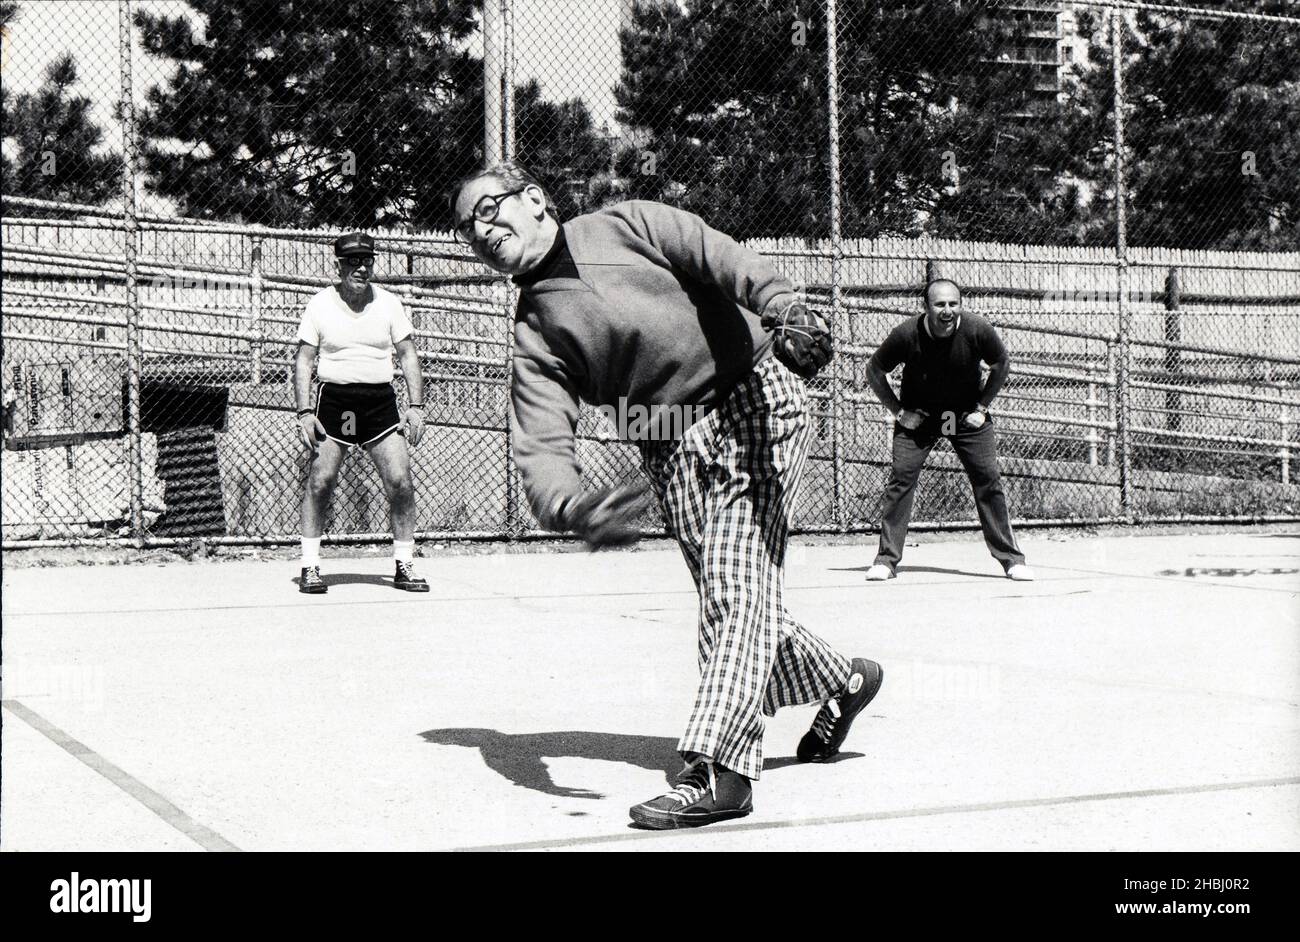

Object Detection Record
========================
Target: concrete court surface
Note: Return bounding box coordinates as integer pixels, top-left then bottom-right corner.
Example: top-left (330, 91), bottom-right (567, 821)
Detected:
top-left (2, 529), bottom-right (1298, 852)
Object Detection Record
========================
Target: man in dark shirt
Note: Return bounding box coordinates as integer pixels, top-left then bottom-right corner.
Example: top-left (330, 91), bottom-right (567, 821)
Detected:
top-left (864, 279), bottom-right (1033, 581)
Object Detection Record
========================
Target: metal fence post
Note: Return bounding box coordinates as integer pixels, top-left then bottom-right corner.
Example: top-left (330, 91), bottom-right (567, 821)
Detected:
top-left (1281, 401), bottom-right (1291, 486)
top-left (119, 0), bottom-right (144, 546)
top-left (483, 0), bottom-right (503, 165)
top-left (502, 0), bottom-right (515, 162)
top-left (1164, 265), bottom-right (1181, 431)
top-left (94, 275), bottom-right (108, 341)
top-left (1086, 372), bottom-right (1099, 467)
top-left (249, 236), bottom-right (264, 384)
top-left (1111, 7), bottom-right (1133, 523)
top-left (1105, 341), bottom-right (1116, 468)
top-left (826, 0), bottom-right (845, 531)
top-left (401, 247), bottom-right (417, 410)
top-left (498, 3), bottom-right (519, 537)
top-left (503, 280), bottom-right (520, 536)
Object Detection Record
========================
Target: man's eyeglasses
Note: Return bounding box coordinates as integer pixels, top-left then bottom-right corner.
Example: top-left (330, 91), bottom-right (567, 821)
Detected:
top-left (454, 187), bottom-right (527, 244)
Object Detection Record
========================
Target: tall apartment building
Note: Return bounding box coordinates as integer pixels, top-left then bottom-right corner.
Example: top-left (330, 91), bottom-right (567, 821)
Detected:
top-left (979, 1), bottom-right (1090, 118)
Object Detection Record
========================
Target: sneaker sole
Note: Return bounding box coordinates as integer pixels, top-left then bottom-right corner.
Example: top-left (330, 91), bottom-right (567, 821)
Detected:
top-left (798, 659), bottom-right (884, 763)
top-left (628, 800), bottom-right (753, 830)
top-left (394, 583), bottom-right (430, 592)
top-left (299, 586), bottom-right (328, 594)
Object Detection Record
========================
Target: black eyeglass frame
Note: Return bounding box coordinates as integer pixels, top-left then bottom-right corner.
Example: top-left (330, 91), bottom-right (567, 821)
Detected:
top-left (454, 187), bottom-right (528, 244)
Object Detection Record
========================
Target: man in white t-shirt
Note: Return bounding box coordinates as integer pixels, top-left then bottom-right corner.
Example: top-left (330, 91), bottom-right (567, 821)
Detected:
top-left (294, 232), bottom-right (429, 594)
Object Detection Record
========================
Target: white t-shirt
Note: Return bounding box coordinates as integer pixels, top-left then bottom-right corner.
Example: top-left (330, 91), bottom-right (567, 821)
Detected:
top-left (297, 284), bottom-right (414, 384)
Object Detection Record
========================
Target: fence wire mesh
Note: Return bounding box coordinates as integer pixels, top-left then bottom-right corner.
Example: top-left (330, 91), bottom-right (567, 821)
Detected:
top-left (2, 0), bottom-right (1299, 546)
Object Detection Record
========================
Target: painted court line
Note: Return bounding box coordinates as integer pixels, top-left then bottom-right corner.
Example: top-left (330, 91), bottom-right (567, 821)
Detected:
top-left (449, 775), bottom-right (1300, 852)
top-left (2, 699), bottom-right (242, 853)
top-left (3, 575), bottom-right (1114, 619)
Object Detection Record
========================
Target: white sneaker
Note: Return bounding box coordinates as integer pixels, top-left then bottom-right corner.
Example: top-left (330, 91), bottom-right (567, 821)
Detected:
top-left (1006, 564), bottom-right (1035, 581)
top-left (865, 563), bottom-right (894, 581)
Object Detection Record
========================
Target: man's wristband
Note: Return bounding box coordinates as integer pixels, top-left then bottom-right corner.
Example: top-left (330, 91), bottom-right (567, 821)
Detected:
top-left (407, 403), bottom-right (424, 409)
top-left (296, 408), bottom-right (313, 418)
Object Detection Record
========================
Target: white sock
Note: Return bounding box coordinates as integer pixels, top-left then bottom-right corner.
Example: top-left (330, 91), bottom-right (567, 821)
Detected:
top-left (393, 540), bottom-right (414, 565)
top-left (301, 535), bottom-right (321, 568)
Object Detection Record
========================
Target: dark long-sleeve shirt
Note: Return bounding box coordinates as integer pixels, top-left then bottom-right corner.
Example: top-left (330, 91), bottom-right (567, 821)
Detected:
top-left (510, 200), bottom-right (795, 529)
top-left (870, 313), bottom-right (1009, 415)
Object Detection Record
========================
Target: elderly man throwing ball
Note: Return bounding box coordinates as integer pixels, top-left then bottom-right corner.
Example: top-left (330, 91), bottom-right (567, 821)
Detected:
top-left (452, 162), bottom-right (883, 830)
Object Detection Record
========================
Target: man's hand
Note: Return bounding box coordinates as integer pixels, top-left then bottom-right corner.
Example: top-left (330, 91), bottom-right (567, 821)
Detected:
top-left (298, 412), bottom-right (326, 452)
top-left (962, 408), bottom-right (988, 430)
top-left (896, 408), bottom-right (928, 431)
top-left (403, 406), bottom-right (425, 447)
top-left (762, 301), bottom-right (833, 380)
top-left (560, 484), bottom-right (654, 550)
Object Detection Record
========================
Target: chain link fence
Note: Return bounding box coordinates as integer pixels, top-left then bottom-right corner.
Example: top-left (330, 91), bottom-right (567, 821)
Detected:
top-left (3, 0), bottom-right (1299, 546)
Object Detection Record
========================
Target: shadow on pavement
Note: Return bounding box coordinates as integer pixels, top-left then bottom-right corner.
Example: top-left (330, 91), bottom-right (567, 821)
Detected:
top-left (831, 564), bottom-right (1004, 580)
top-left (291, 573), bottom-right (393, 589)
top-left (898, 565), bottom-right (1006, 580)
top-left (420, 728), bottom-right (679, 799)
top-left (764, 752), bottom-right (864, 770)
top-left (420, 728), bottom-right (859, 799)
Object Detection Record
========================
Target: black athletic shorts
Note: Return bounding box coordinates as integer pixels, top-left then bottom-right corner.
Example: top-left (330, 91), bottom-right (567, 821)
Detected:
top-left (314, 382), bottom-right (401, 448)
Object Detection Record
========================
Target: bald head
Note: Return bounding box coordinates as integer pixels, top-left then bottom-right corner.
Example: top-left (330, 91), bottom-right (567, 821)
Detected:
top-left (922, 279), bottom-right (962, 338)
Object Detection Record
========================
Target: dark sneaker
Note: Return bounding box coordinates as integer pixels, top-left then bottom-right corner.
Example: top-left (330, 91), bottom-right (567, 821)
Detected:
top-left (299, 566), bottom-right (327, 594)
top-left (629, 756), bottom-right (753, 830)
top-left (797, 658), bottom-right (884, 763)
top-left (394, 560), bottom-right (430, 592)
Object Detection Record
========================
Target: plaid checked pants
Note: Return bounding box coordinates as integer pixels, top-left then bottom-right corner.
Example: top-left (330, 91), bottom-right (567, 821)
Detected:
top-left (639, 356), bottom-right (852, 780)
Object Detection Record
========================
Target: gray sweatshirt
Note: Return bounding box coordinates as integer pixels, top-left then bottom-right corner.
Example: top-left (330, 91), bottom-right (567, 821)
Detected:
top-left (511, 200), bottom-right (796, 529)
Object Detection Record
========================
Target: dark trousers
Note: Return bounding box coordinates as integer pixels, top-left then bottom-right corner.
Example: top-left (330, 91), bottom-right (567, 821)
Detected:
top-left (874, 418), bottom-right (1025, 572)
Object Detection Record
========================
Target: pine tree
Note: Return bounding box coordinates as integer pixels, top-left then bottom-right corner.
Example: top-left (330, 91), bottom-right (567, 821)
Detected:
top-left (1, 44), bottom-right (120, 211)
top-left (135, 0), bottom-right (607, 230)
top-left (839, 0), bottom-right (1092, 243)
top-left (512, 79), bottom-right (614, 220)
top-left (134, 0), bottom-right (480, 227)
top-left (613, 0), bottom-right (1091, 242)
top-left (1069, 2), bottom-right (1299, 250)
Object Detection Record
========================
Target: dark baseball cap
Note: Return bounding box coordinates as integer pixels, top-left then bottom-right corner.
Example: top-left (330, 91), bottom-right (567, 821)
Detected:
top-left (333, 232), bottom-right (375, 258)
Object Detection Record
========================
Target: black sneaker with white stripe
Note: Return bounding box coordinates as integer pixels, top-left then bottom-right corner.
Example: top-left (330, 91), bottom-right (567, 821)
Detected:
top-left (797, 658), bottom-right (883, 762)
top-left (299, 565), bottom-right (327, 594)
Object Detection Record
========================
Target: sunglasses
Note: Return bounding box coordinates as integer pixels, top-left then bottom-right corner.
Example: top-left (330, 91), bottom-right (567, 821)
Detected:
top-left (454, 187), bottom-right (527, 244)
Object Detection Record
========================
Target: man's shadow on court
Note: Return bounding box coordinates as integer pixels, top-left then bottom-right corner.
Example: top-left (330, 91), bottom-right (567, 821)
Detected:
top-left (833, 564), bottom-right (1005, 580)
top-left (291, 573), bottom-right (393, 590)
top-left (419, 728), bottom-right (863, 800)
